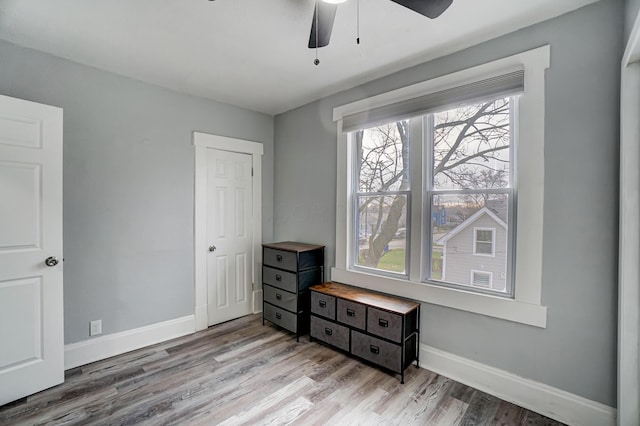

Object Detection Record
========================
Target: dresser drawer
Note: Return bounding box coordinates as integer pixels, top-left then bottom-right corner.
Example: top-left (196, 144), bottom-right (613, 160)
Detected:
top-left (336, 299), bottom-right (366, 330)
top-left (367, 307), bottom-right (403, 343)
top-left (264, 302), bottom-right (297, 333)
top-left (311, 291), bottom-right (336, 320)
top-left (351, 330), bottom-right (401, 373)
top-left (263, 285), bottom-right (297, 312)
top-left (311, 316), bottom-right (349, 352)
top-left (263, 266), bottom-right (297, 293)
top-left (264, 248), bottom-right (297, 272)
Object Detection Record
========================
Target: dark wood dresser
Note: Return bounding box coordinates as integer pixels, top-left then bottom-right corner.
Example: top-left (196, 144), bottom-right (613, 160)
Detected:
top-left (309, 282), bottom-right (420, 383)
top-left (262, 241), bottom-right (324, 341)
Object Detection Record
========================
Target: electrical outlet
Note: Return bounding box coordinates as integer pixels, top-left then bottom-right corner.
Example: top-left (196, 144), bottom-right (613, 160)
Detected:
top-left (90, 319), bottom-right (102, 336)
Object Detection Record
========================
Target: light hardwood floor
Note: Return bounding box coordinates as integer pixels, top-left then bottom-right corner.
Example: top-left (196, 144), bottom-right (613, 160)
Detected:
top-left (0, 314), bottom-right (564, 425)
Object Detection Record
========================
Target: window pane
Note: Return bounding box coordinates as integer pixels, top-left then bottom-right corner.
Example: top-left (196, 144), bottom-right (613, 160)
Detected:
top-left (355, 120), bottom-right (409, 193)
top-left (475, 229), bottom-right (494, 255)
top-left (356, 194), bottom-right (407, 274)
top-left (475, 241), bottom-right (493, 255)
top-left (430, 193), bottom-right (509, 292)
top-left (476, 230), bottom-right (493, 243)
top-left (432, 97), bottom-right (511, 190)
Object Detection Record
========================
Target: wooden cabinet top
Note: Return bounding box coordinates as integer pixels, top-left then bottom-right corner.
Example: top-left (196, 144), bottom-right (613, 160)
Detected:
top-left (263, 241), bottom-right (325, 253)
top-left (310, 282), bottom-right (420, 315)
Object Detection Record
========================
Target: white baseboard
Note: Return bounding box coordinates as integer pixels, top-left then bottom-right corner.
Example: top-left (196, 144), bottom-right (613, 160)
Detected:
top-left (65, 315), bottom-right (195, 370)
top-left (420, 344), bottom-right (616, 426)
top-left (253, 289), bottom-right (263, 313)
top-left (194, 304), bottom-right (208, 332)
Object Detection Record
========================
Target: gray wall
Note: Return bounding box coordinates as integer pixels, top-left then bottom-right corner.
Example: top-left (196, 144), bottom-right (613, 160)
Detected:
top-left (0, 39), bottom-right (274, 344)
top-left (274, 0), bottom-right (621, 407)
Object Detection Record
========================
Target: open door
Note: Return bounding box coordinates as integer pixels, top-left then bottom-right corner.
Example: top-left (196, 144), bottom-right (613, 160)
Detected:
top-left (0, 95), bottom-right (64, 405)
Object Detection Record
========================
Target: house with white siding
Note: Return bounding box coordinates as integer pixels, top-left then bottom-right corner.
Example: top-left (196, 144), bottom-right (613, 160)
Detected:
top-left (437, 207), bottom-right (508, 292)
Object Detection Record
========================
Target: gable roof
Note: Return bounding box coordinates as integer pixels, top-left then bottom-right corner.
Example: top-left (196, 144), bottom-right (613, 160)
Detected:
top-left (436, 207), bottom-right (507, 245)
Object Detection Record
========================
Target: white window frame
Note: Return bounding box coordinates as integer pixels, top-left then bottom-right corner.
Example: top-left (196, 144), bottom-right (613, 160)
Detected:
top-left (473, 227), bottom-right (496, 257)
top-left (332, 46), bottom-right (549, 328)
top-left (471, 270), bottom-right (493, 288)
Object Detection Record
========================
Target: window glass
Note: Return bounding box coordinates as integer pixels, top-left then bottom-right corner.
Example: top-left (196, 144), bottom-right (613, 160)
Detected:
top-left (427, 96), bottom-right (514, 295)
top-left (432, 98), bottom-right (511, 190)
top-left (350, 97), bottom-right (515, 294)
top-left (475, 229), bottom-right (494, 255)
top-left (353, 121), bottom-right (409, 275)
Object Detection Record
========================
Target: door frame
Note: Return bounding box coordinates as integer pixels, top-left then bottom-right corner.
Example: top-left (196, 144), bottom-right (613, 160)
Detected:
top-left (193, 132), bottom-right (263, 331)
top-left (618, 11), bottom-right (640, 426)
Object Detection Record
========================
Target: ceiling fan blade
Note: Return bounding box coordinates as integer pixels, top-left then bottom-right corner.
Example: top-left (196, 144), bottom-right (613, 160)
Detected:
top-left (308, 2), bottom-right (338, 48)
top-left (389, 0), bottom-right (453, 19)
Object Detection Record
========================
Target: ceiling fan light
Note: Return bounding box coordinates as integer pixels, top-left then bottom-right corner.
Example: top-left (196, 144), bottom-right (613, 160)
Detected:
top-left (322, 0), bottom-right (348, 4)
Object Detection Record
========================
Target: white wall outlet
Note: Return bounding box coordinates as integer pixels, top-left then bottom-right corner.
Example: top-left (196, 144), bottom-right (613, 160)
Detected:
top-left (90, 319), bottom-right (102, 336)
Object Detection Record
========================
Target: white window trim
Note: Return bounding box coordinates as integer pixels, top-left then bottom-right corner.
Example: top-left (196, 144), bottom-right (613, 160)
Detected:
top-left (473, 227), bottom-right (496, 257)
top-left (333, 46), bottom-right (549, 328)
top-left (471, 270), bottom-right (493, 288)
top-left (618, 12), bottom-right (640, 423)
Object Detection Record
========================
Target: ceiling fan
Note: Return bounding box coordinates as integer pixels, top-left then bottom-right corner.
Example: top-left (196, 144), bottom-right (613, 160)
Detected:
top-left (309, 0), bottom-right (454, 49)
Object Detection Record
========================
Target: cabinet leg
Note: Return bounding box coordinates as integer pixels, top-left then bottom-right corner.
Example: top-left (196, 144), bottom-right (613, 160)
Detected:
top-left (401, 372), bottom-right (405, 384)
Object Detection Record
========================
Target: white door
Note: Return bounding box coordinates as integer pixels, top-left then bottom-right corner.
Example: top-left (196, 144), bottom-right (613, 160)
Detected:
top-left (0, 95), bottom-right (64, 405)
top-left (206, 149), bottom-right (253, 326)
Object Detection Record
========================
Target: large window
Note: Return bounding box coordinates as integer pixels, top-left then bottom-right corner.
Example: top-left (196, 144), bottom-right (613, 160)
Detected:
top-left (333, 46), bottom-right (549, 327)
top-left (351, 96), bottom-right (515, 296)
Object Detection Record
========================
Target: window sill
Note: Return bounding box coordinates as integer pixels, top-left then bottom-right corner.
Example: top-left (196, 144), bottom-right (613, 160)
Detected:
top-left (330, 267), bottom-right (547, 328)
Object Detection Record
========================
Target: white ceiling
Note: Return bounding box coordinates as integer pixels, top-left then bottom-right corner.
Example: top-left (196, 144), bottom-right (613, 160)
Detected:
top-left (0, 0), bottom-right (597, 115)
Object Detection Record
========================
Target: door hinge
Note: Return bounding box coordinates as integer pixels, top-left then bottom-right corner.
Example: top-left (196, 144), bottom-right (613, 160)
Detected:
top-left (251, 168), bottom-right (254, 177)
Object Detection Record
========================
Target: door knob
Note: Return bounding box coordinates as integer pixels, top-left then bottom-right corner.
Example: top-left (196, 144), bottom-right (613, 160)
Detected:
top-left (45, 256), bottom-right (59, 267)
top-left (209, 245), bottom-right (217, 252)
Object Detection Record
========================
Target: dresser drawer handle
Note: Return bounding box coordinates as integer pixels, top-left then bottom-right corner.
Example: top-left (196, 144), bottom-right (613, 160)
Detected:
top-left (378, 318), bottom-right (389, 328)
top-left (370, 345), bottom-right (380, 354)
top-left (276, 293), bottom-right (282, 300)
top-left (325, 328), bottom-right (333, 336)
top-left (276, 312), bottom-right (282, 320)
top-left (276, 255), bottom-right (283, 262)
top-left (346, 308), bottom-right (355, 317)
top-left (275, 274), bottom-right (282, 281)
top-left (319, 300), bottom-right (327, 308)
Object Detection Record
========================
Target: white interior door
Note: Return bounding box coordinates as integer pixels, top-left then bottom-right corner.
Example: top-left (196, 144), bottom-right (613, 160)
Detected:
top-left (206, 148), bottom-right (253, 326)
top-left (0, 95), bottom-right (64, 405)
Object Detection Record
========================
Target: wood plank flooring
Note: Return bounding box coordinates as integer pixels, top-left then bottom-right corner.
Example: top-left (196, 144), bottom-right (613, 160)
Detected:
top-left (0, 314), bottom-right (565, 425)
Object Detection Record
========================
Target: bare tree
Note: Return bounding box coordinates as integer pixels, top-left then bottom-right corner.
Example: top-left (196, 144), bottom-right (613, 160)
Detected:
top-left (433, 98), bottom-right (510, 190)
top-left (357, 121), bottom-right (409, 268)
top-left (356, 97), bottom-right (511, 270)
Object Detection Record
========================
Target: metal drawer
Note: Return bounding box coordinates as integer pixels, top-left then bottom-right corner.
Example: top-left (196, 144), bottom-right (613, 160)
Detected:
top-left (263, 248), bottom-right (297, 272)
top-left (367, 307), bottom-right (403, 343)
top-left (263, 284), bottom-right (297, 312)
top-left (311, 291), bottom-right (336, 320)
top-left (264, 302), bottom-right (297, 333)
top-left (310, 316), bottom-right (349, 352)
top-left (351, 330), bottom-right (401, 373)
top-left (263, 266), bottom-right (297, 293)
top-left (336, 299), bottom-right (366, 330)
